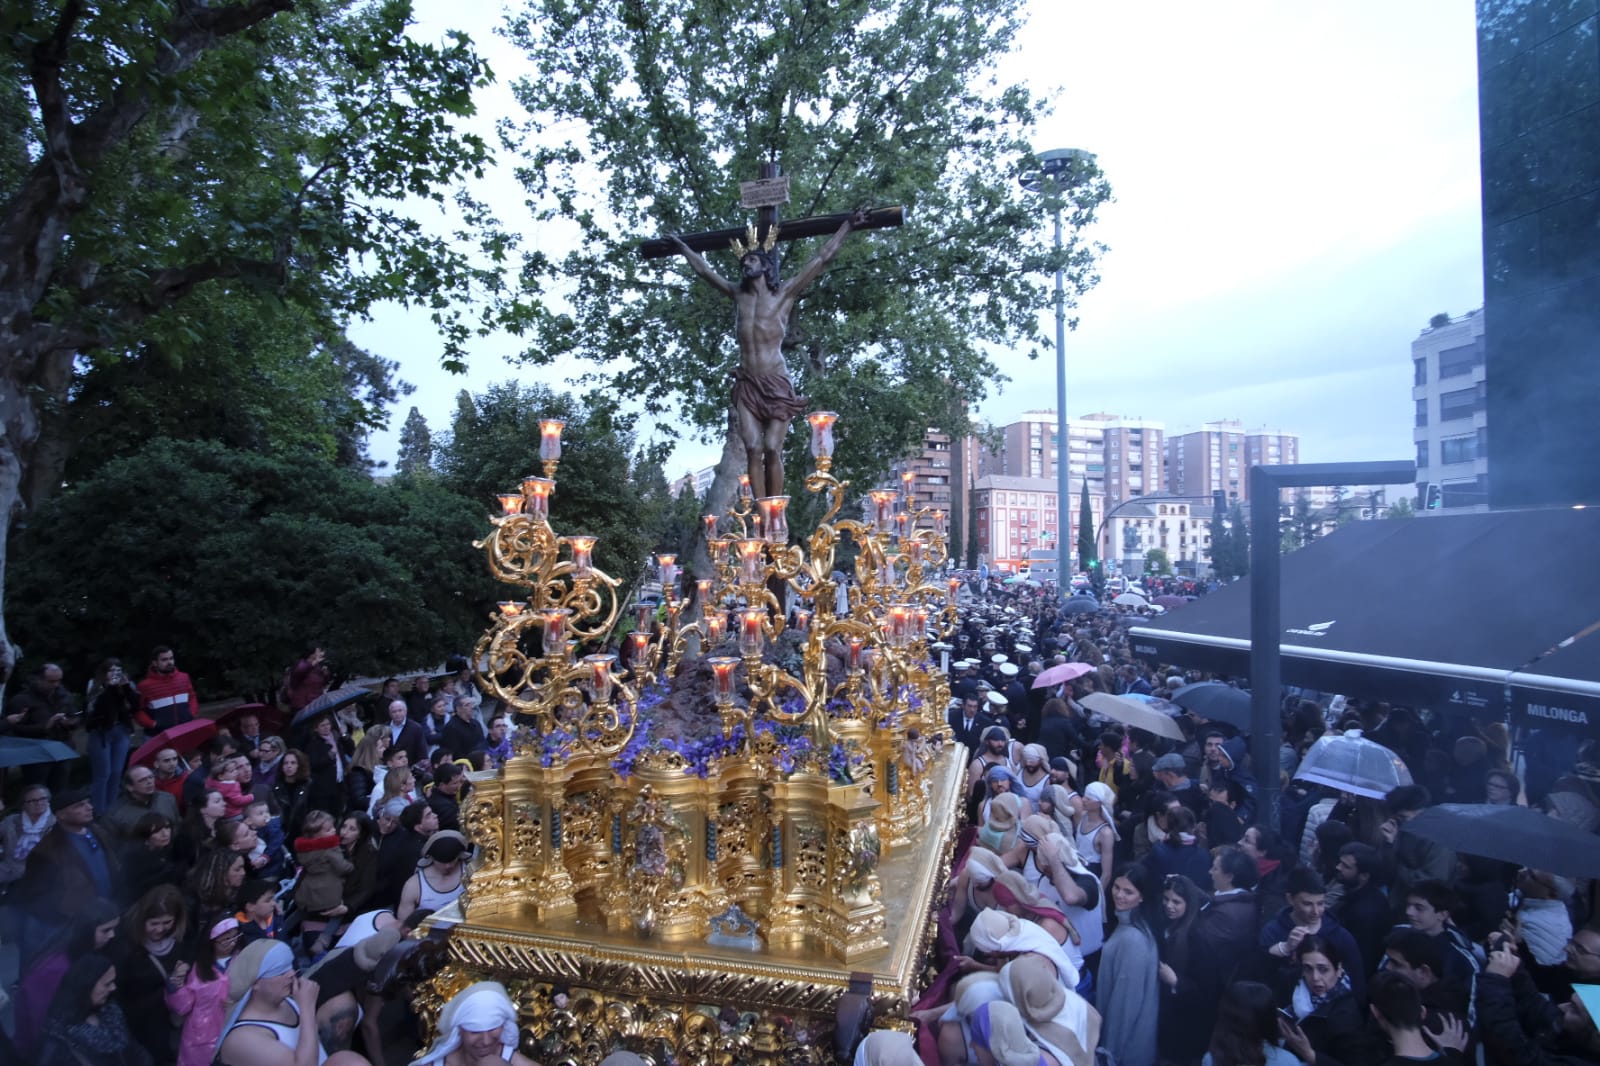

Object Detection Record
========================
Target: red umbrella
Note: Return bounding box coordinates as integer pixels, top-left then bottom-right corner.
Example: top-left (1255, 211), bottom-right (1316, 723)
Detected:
top-left (1032, 662), bottom-right (1095, 689)
top-left (131, 719), bottom-right (217, 767)
top-left (213, 701), bottom-right (287, 734)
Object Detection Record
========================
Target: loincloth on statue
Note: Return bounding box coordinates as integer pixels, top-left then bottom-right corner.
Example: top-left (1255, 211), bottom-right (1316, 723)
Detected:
top-left (731, 367), bottom-right (809, 423)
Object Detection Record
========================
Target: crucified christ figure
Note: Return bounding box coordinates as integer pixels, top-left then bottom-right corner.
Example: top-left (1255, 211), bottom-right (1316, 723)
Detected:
top-left (669, 210), bottom-right (866, 499)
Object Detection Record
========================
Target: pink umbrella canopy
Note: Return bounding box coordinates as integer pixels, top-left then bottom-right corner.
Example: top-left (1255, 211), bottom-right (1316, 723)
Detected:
top-left (1032, 661), bottom-right (1096, 689)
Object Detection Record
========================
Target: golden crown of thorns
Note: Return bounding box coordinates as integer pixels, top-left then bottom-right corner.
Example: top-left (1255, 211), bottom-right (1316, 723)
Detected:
top-left (729, 223), bottom-right (779, 258)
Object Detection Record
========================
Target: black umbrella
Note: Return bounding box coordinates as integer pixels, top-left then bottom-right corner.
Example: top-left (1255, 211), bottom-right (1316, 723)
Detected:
top-left (1171, 681), bottom-right (1253, 730)
top-left (1401, 803), bottom-right (1600, 880)
top-left (1061, 597), bottom-right (1100, 616)
top-left (0, 736), bottom-right (79, 769)
top-left (290, 685), bottom-right (371, 729)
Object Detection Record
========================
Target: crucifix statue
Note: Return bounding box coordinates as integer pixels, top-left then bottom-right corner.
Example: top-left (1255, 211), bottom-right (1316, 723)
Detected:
top-left (639, 166), bottom-right (903, 499)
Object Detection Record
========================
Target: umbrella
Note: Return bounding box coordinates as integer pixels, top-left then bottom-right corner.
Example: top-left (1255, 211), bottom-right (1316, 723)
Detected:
top-left (0, 736), bottom-right (80, 769)
top-left (1293, 730), bottom-right (1412, 800)
top-left (1061, 597), bottom-right (1100, 616)
top-left (290, 685), bottom-right (370, 729)
top-left (1401, 804), bottom-right (1600, 880)
top-left (1171, 682), bottom-right (1253, 730)
top-left (214, 701), bottom-right (287, 734)
top-left (1111, 592), bottom-right (1148, 607)
top-left (1033, 662), bottom-right (1095, 689)
top-left (131, 719), bottom-right (217, 766)
top-left (1080, 692), bottom-right (1186, 741)
top-left (1152, 595), bottom-right (1188, 609)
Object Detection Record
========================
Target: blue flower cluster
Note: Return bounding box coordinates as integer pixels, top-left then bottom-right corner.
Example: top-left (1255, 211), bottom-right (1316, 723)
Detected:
top-left (752, 718), bottom-right (814, 776)
top-left (539, 728), bottom-right (576, 768)
top-left (827, 740), bottom-right (867, 784)
top-left (657, 724), bottom-right (748, 779)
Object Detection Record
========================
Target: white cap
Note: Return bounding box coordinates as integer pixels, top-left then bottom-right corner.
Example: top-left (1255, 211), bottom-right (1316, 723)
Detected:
top-left (999, 663), bottom-right (1019, 677)
top-left (991, 654), bottom-right (1008, 664)
top-left (1015, 644), bottom-right (1033, 654)
top-left (987, 690), bottom-right (1009, 707)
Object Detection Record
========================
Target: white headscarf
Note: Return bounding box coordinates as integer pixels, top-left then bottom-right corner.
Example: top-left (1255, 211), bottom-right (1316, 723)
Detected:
top-left (966, 908), bottom-right (1079, 989)
top-left (413, 982), bottom-right (520, 1065)
top-left (220, 940), bottom-right (296, 1041)
top-left (852, 1029), bottom-right (919, 1066)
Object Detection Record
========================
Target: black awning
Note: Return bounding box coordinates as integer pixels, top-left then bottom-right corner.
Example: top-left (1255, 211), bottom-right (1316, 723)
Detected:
top-left (1510, 625), bottom-right (1600, 733)
top-left (1129, 508), bottom-right (1600, 714)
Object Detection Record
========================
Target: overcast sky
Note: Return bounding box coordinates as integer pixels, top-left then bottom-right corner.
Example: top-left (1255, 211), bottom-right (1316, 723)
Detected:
top-left (357, 0), bottom-right (1483, 475)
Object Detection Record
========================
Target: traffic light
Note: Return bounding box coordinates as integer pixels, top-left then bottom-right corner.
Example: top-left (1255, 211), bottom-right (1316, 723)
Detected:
top-left (1425, 484), bottom-right (1442, 510)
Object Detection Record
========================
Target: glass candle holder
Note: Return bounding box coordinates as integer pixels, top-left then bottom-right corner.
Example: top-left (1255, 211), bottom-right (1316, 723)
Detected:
top-left (634, 601), bottom-right (655, 632)
top-left (625, 630), bottom-right (651, 670)
top-left (947, 577), bottom-right (961, 604)
top-left (893, 512), bottom-right (910, 538)
top-left (905, 539), bottom-right (925, 566)
top-left (666, 601), bottom-right (681, 632)
top-left (735, 539), bottom-right (766, 585)
top-left (793, 609), bottom-right (811, 635)
top-left (696, 578), bottom-right (713, 604)
top-left (887, 604), bottom-right (914, 648)
top-left (538, 418), bottom-right (565, 462)
top-left (912, 605), bottom-right (931, 638)
top-left (880, 553), bottom-right (902, 589)
top-left (932, 509), bottom-right (947, 536)
top-left (738, 474), bottom-right (753, 501)
top-left (707, 657), bottom-right (741, 705)
top-left (708, 537), bottom-right (731, 563)
top-left (736, 607), bottom-right (767, 657)
top-left (868, 490), bottom-right (897, 532)
top-left (807, 411), bottom-right (838, 460)
top-left (705, 609), bottom-right (727, 646)
top-left (655, 553), bottom-right (677, 591)
top-left (540, 608), bottom-right (572, 658)
top-left (566, 535), bottom-right (596, 577)
top-left (497, 601), bottom-right (525, 619)
top-left (497, 493), bottom-right (525, 516)
top-left (702, 514), bottom-right (719, 539)
top-left (756, 496), bottom-right (789, 545)
top-left (900, 470), bottom-right (916, 503)
top-left (582, 653), bottom-right (616, 703)
top-left (522, 477), bottom-right (554, 521)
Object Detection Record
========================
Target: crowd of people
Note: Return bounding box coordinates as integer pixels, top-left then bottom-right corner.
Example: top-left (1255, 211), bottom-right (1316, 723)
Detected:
top-left (0, 645), bottom-right (515, 1066)
top-left (899, 577), bottom-right (1600, 1066)
top-left (7, 583), bottom-right (1600, 1066)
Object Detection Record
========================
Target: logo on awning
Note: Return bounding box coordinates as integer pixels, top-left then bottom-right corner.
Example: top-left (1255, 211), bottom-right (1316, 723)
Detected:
top-left (1286, 620), bottom-right (1336, 638)
top-left (1525, 702), bottom-right (1590, 725)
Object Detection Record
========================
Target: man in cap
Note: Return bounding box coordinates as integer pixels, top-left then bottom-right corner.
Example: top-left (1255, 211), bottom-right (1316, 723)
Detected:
top-left (1151, 752), bottom-right (1206, 818)
top-left (969, 722), bottom-right (1018, 790)
top-left (17, 786), bottom-right (121, 957)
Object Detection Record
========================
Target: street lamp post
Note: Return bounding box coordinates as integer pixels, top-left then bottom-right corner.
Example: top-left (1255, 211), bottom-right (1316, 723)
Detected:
top-left (1020, 148), bottom-right (1096, 602)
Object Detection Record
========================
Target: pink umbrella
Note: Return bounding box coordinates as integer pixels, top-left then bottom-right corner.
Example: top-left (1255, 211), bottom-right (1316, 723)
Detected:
top-left (1032, 662), bottom-right (1095, 689)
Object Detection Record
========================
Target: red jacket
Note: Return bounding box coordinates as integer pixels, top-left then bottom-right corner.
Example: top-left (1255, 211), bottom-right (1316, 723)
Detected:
top-left (137, 670), bottom-right (199, 730)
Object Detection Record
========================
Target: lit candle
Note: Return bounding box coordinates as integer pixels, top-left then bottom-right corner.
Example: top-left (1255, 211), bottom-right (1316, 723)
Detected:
top-left (900, 470), bottom-right (916, 503)
top-left (869, 489), bottom-right (897, 531)
top-left (696, 578), bottom-right (712, 603)
top-left (705, 609), bottom-right (727, 645)
top-left (887, 603), bottom-right (914, 648)
top-left (566, 535), bottom-right (596, 577)
top-left (947, 576), bottom-right (961, 604)
top-left (807, 411), bottom-right (838, 460)
top-left (582, 653), bottom-right (616, 703)
top-left (894, 511), bottom-right (910, 537)
top-left (735, 538), bottom-right (766, 585)
top-left (702, 514), bottom-right (719, 539)
top-left (626, 630), bottom-right (650, 669)
top-left (540, 608), bottom-right (571, 658)
top-left (881, 552), bottom-right (902, 588)
top-left (708, 537), bottom-right (731, 562)
top-left (793, 609), bottom-right (811, 634)
top-left (848, 635), bottom-right (865, 671)
top-left (906, 539), bottom-right (925, 566)
top-left (522, 476), bottom-right (554, 521)
top-left (666, 601), bottom-right (681, 631)
top-left (708, 656), bottom-right (741, 704)
top-left (497, 601), bottom-right (525, 619)
top-left (912, 605), bottom-right (930, 636)
top-left (738, 473), bottom-right (753, 501)
top-left (538, 418), bottom-right (565, 462)
top-left (737, 607), bottom-right (766, 657)
top-left (655, 553), bottom-right (677, 591)
top-left (497, 493), bottom-right (525, 516)
top-left (932, 509), bottom-right (947, 536)
top-left (756, 496), bottom-right (789, 545)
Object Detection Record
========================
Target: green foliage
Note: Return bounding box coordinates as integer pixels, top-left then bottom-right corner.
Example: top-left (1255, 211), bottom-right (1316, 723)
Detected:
top-left (1208, 503), bottom-right (1250, 580)
top-left (6, 439), bottom-right (494, 694)
top-left (499, 0), bottom-right (1111, 482)
top-left (1384, 496), bottom-right (1416, 519)
top-left (397, 406), bottom-right (435, 479)
top-left (1077, 482), bottom-right (1098, 587)
top-left (1143, 548), bottom-right (1172, 576)
top-left (435, 383), bottom-right (653, 594)
top-left (1289, 492), bottom-right (1318, 549)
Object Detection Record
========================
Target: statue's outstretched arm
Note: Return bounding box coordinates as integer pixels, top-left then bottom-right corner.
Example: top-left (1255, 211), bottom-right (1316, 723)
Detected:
top-left (669, 235), bottom-right (736, 298)
top-left (781, 209), bottom-right (867, 300)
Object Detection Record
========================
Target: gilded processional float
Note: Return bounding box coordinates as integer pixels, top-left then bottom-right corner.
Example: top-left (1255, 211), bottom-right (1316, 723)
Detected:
top-left (418, 411), bottom-right (967, 1064)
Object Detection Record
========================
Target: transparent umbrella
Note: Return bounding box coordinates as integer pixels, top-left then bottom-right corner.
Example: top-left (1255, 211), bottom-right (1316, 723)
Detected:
top-left (1293, 730), bottom-right (1412, 800)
